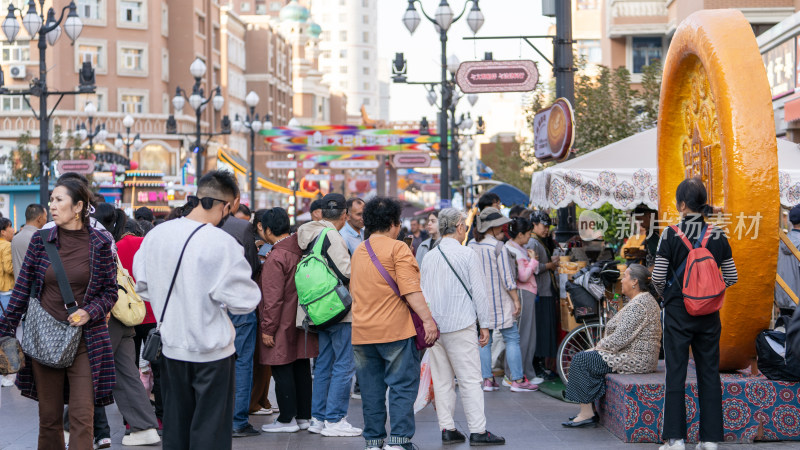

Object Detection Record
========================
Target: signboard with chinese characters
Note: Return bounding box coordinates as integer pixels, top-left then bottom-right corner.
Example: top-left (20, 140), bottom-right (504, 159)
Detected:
top-left (57, 159), bottom-right (94, 175)
top-left (329, 160), bottom-right (380, 169)
top-left (762, 38), bottom-right (795, 99)
top-left (533, 98), bottom-right (575, 163)
top-left (455, 60), bottom-right (539, 93)
top-left (265, 160), bottom-right (315, 169)
top-left (391, 153), bottom-right (432, 168)
top-left (261, 126), bottom-right (437, 154)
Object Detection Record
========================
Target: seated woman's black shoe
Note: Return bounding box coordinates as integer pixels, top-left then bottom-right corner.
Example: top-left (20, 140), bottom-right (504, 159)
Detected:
top-left (568, 414), bottom-right (600, 422)
top-left (469, 431), bottom-right (505, 446)
top-left (561, 415), bottom-right (599, 428)
top-left (442, 429), bottom-right (466, 444)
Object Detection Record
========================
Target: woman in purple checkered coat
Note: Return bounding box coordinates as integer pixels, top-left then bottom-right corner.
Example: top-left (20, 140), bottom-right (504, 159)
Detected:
top-left (0, 177), bottom-right (118, 450)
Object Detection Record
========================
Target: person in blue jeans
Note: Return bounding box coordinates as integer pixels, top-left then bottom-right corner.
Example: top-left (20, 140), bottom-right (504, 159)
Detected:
top-left (296, 193), bottom-right (362, 437)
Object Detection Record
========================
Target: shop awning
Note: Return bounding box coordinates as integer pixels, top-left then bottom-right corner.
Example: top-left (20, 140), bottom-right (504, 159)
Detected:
top-left (217, 149), bottom-right (318, 198)
top-left (785, 96), bottom-right (800, 123)
top-left (530, 128), bottom-right (800, 210)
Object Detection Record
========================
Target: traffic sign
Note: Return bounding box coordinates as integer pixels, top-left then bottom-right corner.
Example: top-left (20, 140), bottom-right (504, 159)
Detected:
top-left (329, 160), bottom-right (380, 169)
top-left (455, 60), bottom-right (539, 93)
top-left (391, 153), bottom-right (431, 168)
top-left (57, 159), bottom-right (94, 174)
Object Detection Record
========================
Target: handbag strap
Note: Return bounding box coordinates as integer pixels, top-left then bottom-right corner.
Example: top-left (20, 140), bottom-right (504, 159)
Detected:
top-left (364, 239), bottom-right (403, 299)
top-left (39, 229), bottom-right (79, 315)
top-left (437, 246), bottom-right (471, 300)
top-left (157, 224), bottom-right (206, 328)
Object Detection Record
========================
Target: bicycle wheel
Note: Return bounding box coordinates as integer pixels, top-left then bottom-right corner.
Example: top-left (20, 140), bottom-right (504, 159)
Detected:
top-left (557, 322), bottom-right (603, 385)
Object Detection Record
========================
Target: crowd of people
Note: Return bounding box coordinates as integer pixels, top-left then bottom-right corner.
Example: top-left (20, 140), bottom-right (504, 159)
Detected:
top-left (0, 172), bottom-right (743, 450)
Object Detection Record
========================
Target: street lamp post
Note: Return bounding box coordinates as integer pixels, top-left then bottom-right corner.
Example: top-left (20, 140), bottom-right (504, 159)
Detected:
top-left (400, 0), bottom-right (484, 203)
top-left (232, 91), bottom-right (272, 207)
top-left (75, 101), bottom-right (108, 152)
top-left (114, 114), bottom-right (143, 158)
top-left (1, 0), bottom-right (91, 204)
top-left (165, 58), bottom-right (231, 177)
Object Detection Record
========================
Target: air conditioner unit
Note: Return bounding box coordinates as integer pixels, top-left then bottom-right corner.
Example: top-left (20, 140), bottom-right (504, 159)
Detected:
top-left (9, 65), bottom-right (26, 79)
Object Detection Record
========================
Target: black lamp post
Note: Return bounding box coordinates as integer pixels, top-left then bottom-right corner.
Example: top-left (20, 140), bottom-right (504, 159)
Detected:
top-left (1, 0), bottom-right (91, 204)
top-left (114, 114), bottom-right (142, 159)
top-left (398, 0), bottom-right (484, 203)
top-left (75, 101), bottom-right (108, 152)
top-left (165, 58), bottom-right (230, 176)
top-left (232, 91), bottom-right (272, 207)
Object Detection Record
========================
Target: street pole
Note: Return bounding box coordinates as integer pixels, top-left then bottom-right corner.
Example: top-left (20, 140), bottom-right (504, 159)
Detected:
top-left (449, 101), bottom-right (459, 189)
top-left (439, 29), bottom-right (450, 203)
top-left (249, 106), bottom-right (256, 205)
top-left (37, 30), bottom-right (48, 205)
top-left (195, 109), bottom-right (202, 175)
top-left (554, 0), bottom-right (576, 243)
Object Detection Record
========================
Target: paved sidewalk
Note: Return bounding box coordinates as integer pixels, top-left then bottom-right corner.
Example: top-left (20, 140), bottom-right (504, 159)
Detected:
top-left (0, 383), bottom-right (793, 449)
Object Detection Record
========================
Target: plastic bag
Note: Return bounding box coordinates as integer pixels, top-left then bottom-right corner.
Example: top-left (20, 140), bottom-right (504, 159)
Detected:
top-left (414, 351), bottom-right (435, 413)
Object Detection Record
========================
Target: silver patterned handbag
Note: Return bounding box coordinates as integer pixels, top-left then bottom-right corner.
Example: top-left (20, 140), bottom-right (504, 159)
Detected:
top-left (20, 230), bottom-right (82, 369)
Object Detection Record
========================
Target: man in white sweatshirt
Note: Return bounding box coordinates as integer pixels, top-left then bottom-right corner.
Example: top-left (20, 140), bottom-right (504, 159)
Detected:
top-left (133, 170), bottom-right (261, 450)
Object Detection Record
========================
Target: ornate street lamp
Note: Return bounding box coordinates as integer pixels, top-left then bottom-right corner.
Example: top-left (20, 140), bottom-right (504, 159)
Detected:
top-left (75, 102), bottom-right (107, 152)
top-left (114, 114), bottom-right (142, 158)
top-left (1, 0), bottom-right (91, 204)
top-left (165, 58), bottom-right (231, 175)
top-left (232, 91), bottom-right (271, 207)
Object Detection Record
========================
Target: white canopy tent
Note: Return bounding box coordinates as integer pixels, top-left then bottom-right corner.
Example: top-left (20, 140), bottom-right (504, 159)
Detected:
top-left (530, 128), bottom-right (800, 210)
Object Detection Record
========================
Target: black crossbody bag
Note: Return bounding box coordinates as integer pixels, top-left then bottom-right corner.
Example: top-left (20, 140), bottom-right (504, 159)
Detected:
top-left (142, 224), bottom-right (205, 362)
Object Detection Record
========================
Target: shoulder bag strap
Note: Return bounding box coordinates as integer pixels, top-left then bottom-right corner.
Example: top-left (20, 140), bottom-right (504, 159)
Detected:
top-left (39, 229), bottom-right (79, 315)
top-left (157, 224), bottom-right (206, 328)
top-left (364, 239), bottom-right (403, 299)
top-left (669, 224), bottom-right (708, 288)
top-left (311, 228), bottom-right (331, 256)
top-left (437, 246), bottom-right (471, 300)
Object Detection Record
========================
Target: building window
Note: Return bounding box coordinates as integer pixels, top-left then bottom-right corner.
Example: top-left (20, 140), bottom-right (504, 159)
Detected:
top-left (161, 48), bottom-right (169, 82)
top-left (339, 13), bottom-right (346, 22)
top-left (79, 44), bottom-right (103, 70)
top-left (241, 2), bottom-right (250, 12)
top-left (270, 1), bottom-right (282, 11)
top-left (1, 95), bottom-right (31, 112)
top-left (577, 0), bottom-right (598, 9)
top-left (363, 98), bottom-right (370, 105)
top-left (339, 49), bottom-right (347, 58)
top-left (228, 35), bottom-right (246, 69)
top-left (363, 67), bottom-right (369, 75)
top-left (631, 36), bottom-right (662, 73)
top-left (120, 1), bottom-right (142, 23)
top-left (78, 89), bottom-right (108, 112)
top-left (228, 70), bottom-right (246, 100)
top-left (363, 50), bottom-right (369, 60)
top-left (197, 14), bottom-right (206, 36)
top-left (362, 31), bottom-right (369, 43)
top-left (161, 3), bottom-right (168, 37)
top-left (577, 39), bottom-right (601, 64)
top-left (77, 0), bottom-right (101, 20)
top-left (121, 47), bottom-right (144, 71)
top-left (363, 0), bottom-right (368, 7)
top-left (120, 94), bottom-right (145, 114)
top-left (363, 82), bottom-right (369, 90)
top-left (340, 66), bottom-right (347, 74)
top-left (339, 30), bottom-right (347, 42)
top-left (320, 50), bottom-right (330, 59)
top-left (1, 40), bottom-right (29, 63)
top-left (340, 0), bottom-right (345, 5)
top-left (363, 15), bottom-right (368, 24)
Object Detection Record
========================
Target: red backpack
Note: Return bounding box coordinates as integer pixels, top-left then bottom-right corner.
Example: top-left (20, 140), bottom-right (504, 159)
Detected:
top-left (669, 225), bottom-right (727, 316)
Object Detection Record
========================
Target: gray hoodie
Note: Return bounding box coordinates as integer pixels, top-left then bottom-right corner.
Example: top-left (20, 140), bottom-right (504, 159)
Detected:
top-left (296, 219), bottom-right (352, 322)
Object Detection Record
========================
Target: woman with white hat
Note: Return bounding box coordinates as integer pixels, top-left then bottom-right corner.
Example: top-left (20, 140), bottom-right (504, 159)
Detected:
top-left (468, 208), bottom-right (539, 392)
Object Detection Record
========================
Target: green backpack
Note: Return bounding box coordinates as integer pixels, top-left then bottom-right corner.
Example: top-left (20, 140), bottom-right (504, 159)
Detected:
top-left (295, 228), bottom-right (351, 329)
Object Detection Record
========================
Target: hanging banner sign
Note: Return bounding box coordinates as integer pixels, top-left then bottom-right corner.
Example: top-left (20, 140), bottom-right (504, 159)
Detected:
top-left (329, 160), bottom-right (380, 169)
top-left (533, 98), bottom-right (575, 163)
top-left (57, 159), bottom-right (94, 174)
top-left (261, 126), bottom-right (438, 154)
top-left (266, 161), bottom-right (298, 169)
top-left (455, 60), bottom-right (539, 93)
top-left (391, 153), bottom-right (432, 168)
top-left (305, 174), bottom-right (331, 181)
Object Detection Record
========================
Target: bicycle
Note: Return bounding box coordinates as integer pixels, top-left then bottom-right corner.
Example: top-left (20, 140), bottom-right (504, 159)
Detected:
top-left (556, 265), bottom-right (621, 384)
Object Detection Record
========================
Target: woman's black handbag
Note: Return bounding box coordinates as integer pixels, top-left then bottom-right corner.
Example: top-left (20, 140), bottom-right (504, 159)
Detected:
top-left (755, 315), bottom-right (800, 382)
top-left (142, 224), bottom-right (205, 362)
top-left (20, 230), bottom-right (82, 369)
top-left (565, 281), bottom-right (599, 322)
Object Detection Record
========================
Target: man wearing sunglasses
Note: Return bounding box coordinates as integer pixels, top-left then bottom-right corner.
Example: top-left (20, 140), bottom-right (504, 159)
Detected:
top-left (133, 170), bottom-right (260, 450)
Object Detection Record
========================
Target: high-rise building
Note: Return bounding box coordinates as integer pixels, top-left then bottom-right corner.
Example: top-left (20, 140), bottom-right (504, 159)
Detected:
top-left (312, 0), bottom-right (381, 123)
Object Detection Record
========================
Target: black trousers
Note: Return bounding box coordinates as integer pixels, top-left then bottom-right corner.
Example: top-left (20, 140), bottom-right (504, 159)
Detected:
top-left (270, 358), bottom-right (313, 423)
top-left (662, 303), bottom-right (723, 442)
top-left (161, 355), bottom-right (236, 450)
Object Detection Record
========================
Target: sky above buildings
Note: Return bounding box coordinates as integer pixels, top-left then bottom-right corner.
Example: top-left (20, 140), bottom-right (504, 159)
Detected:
top-left (377, 0), bottom-right (554, 129)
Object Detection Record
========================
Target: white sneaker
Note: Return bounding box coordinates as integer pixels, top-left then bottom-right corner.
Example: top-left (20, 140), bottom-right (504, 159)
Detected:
top-left (121, 428), bottom-right (161, 446)
top-left (261, 418), bottom-right (300, 433)
top-left (696, 443), bottom-right (718, 450)
top-left (296, 419), bottom-right (310, 430)
top-left (530, 376), bottom-right (545, 385)
top-left (501, 376), bottom-right (512, 387)
top-left (93, 437), bottom-right (112, 449)
top-left (1, 374), bottom-right (14, 387)
top-left (320, 417), bottom-right (362, 437)
top-left (250, 407), bottom-right (273, 415)
top-left (660, 439), bottom-right (685, 450)
top-left (307, 417), bottom-right (324, 434)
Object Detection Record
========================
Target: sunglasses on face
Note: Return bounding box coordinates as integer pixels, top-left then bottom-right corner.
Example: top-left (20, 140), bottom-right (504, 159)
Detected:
top-left (187, 195), bottom-right (230, 210)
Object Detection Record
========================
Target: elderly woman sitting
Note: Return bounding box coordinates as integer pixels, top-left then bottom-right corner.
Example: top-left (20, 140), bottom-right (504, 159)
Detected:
top-left (562, 263), bottom-right (662, 428)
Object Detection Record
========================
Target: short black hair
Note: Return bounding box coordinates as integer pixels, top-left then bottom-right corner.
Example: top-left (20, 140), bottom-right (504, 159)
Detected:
top-left (363, 197), bottom-right (402, 235)
top-left (346, 197), bottom-right (365, 210)
top-left (237, 204), bottom-right (252, 218)
top-left (478, 192), bottom-right (501, 211)
top-left (0, 218), bottom-right (12, 232)
top-left (197, 170), bottom-right (239, 200)
top-left (261, 207), bottom-right (290, 236)
top-left (25, 203), bottom-right (46, 222)
top-left (508, 205), bottom-right (526, 218)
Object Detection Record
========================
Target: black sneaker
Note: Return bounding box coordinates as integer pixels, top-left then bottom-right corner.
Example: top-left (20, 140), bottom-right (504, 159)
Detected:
top-left (232, 424), bottom-right (261, 438)
top-left (469, 431), bottom-right (506, 446)
top-left (442, 429), bottom-right (466, 444)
